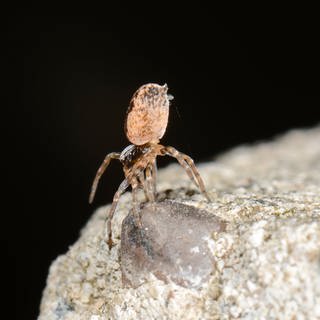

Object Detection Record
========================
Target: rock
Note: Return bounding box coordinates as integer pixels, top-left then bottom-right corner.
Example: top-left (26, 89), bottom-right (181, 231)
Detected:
top-left (38, 127), bottom-right (320, 320)
top-left (120, 201), bottom-right (226, 289)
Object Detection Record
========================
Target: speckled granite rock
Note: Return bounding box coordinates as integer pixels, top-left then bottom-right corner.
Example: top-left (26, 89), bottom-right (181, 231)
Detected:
top-left (39, 127), bottom-right (320, 320)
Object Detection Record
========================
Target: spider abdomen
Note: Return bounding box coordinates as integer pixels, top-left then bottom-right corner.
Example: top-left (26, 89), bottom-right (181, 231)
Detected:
top-left (125, 83), bottom-right (172, 146)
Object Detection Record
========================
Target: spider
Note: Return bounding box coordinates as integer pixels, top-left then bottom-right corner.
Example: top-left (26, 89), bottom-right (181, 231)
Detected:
top-left (89, 83), bottom-right (210, 249)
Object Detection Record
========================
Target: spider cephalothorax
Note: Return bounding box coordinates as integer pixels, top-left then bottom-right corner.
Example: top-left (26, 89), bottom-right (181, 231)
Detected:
top-left (89, 83), bottom-right (210, 249)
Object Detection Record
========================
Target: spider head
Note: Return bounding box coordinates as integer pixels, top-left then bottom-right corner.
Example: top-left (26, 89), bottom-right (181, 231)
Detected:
top-left (125, 83), bottom-right (173, 146)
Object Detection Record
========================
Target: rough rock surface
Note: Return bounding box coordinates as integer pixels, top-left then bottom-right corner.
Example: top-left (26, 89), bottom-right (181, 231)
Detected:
top-left (39, 127), bottom-right (320, 320)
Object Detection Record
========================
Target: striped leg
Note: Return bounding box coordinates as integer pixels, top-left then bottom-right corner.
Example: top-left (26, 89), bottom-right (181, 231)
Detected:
top-left (162, 146), bottom-right (211, 201)
top-left (89, 152), bottom-right (120, 203)
top-left (106, 179), bottom-right (129, 249)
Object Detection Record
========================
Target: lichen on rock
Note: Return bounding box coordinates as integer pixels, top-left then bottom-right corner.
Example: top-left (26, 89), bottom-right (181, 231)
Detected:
top-left (39, 127), bottom-right (320, 320)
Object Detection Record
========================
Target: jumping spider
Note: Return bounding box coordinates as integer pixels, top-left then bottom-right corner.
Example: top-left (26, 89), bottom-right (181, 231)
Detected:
top-left (89, 83), bottom-right (210, 249)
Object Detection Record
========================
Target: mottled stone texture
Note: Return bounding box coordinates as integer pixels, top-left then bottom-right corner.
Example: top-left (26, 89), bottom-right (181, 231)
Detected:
top-left (39, 127), bottom-right (320, 320)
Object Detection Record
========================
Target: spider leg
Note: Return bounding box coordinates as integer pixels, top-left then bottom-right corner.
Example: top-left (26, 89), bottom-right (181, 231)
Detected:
top-left (89, 152), bottom-right (120, 203)
top-left (162, 146), bottom-right (211, 201)
top-left (152, 160), bottom-right (158, 195)
top-left (132, 159), bottom-right (155, 202)
top-left (106, 179), bottom-right (129, 249)
top-left (183, 156), bottom-right (211, 201)
top-left (136, 162), bottom-right (156, 202)
top-left (162, 146), bottom-right (200, 188)
top-left (131, 176), bottom-right (143, 228)
top-left (145, 163), bottom-right (155, 202)
top-left (138, 171), bottom-right (149, 200)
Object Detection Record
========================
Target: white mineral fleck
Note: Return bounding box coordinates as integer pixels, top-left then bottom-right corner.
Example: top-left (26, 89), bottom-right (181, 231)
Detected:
top-left (190, 246), bottom-right (200, 253)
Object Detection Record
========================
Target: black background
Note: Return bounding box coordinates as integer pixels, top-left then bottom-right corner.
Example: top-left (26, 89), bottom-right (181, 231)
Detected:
top-left (6, 4), bottom-right (319, 319)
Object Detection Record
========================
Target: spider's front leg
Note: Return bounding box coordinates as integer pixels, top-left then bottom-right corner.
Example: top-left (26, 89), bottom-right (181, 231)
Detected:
top-left (89, 152), bottom-right (120, 203)
top-left (161, 146), bottom-right (211, 201)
